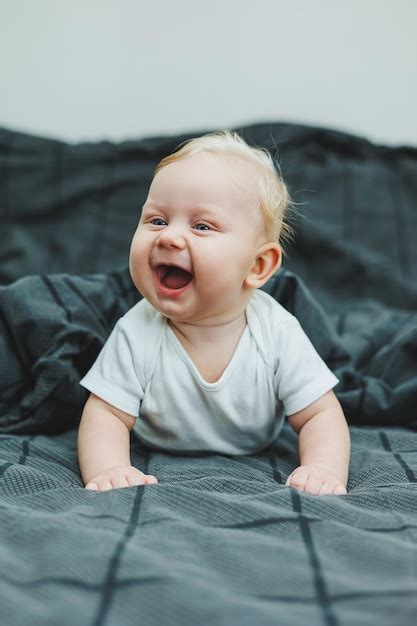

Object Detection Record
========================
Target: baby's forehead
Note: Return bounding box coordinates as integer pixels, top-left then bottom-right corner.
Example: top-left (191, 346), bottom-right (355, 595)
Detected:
top-left (186, 151), bottom-right (261, 200)
top-left (149, 150), bottom-right (263, 223)
top-left (195, 149), bottom-right (259, 176)
top-left (191, 152), bottom-right (265, 232)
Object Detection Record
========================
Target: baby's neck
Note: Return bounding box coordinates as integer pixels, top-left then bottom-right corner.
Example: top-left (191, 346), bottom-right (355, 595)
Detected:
top-left (168, 310), bottom-right (247, 348)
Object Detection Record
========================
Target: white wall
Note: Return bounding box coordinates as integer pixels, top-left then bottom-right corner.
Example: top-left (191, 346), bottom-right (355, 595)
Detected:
top-left (1, 0), bottom-right (416, 146)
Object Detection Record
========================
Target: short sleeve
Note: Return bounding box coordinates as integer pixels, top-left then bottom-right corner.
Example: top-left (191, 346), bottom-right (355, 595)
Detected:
top-left (273, 316), bottom-right (339, 416)
top-left (79, 317), bottom-right (144, 417)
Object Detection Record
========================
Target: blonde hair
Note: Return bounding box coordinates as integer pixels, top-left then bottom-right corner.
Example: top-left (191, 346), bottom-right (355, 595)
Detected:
top-left (154, 130), bottom-right (296, 254)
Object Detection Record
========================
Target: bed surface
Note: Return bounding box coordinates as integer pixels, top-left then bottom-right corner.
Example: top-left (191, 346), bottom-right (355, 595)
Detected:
top-left (1, 122), bottom-right (416, 625)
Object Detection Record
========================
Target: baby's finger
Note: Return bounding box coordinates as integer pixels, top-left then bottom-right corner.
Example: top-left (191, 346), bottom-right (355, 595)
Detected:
top-left (318, 482), bottom-right (335, 496)
top-left (110, 474), bottom-right (131, 489)
top-left (145, 475), bottom-right (159, 485)
top-left (303, 475), bottom-right (324, 496)
top-left (333, 483), bottom-right (347, 495)
top-left (288, 468), bottom-right (309, 491)
top-left (85, 482), bottom-right (98, 491)
top-left (96, 478), bottom-right (113, 492)
top-left (285, 473), bottom-right (295, 487)
top-left (126, 471), bottom-right (147, 487)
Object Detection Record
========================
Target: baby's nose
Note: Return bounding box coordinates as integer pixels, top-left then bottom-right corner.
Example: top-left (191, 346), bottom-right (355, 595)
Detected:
top-left (157, 224), bottom-right (186, 247)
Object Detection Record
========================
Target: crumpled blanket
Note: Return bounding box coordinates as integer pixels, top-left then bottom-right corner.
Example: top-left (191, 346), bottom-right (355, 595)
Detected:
top-left (0, 121), bottom-right (416, 626)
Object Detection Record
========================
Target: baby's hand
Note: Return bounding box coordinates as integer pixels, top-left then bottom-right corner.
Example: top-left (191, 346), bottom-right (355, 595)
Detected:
top-left (285, 463), bottom-right (347, 496)
top-left (85, 465), bottom-right (159, 491)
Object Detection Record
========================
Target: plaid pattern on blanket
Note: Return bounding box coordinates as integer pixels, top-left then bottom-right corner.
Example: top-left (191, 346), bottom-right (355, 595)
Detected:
top-left (0, 122), bottom-right (416, 625)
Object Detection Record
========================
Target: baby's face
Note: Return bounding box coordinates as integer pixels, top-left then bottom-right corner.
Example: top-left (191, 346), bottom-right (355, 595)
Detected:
top-left (129, 152), bottom-right (268, 325)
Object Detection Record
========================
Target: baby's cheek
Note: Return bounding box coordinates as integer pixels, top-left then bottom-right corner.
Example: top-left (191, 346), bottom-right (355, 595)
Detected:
top-left (129, 238), bottom-right (146, 272)
top-left (130, 232), bottom-right (142, 257)
top-left (129, 250), bottom-right (145, 291)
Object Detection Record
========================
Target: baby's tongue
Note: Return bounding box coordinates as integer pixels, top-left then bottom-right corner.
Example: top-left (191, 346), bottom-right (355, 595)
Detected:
top-left (163, 267), bottom-right (192, 289)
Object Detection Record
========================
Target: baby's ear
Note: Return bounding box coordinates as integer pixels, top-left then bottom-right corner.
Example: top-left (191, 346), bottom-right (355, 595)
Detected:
top-left (244, 243), bottom-right (282, 289)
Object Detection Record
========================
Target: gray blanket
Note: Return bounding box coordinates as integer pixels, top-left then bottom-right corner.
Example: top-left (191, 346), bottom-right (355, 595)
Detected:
top-left (0, 122), bottom-right (416, 625)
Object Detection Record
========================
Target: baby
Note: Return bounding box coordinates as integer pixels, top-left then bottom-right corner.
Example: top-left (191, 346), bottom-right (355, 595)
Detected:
top-left (78, 130), bottom-right (350, 496)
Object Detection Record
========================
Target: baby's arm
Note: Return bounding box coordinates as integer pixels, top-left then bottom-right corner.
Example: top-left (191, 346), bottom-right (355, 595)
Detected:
top-left (286, 390), bottom-right (350, 496)
top-left (77, 393), bottom-right (158, 491)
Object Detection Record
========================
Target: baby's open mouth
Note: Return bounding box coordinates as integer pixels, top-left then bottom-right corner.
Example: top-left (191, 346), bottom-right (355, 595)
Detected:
top-left (155, 265), bottom-right (194, 290)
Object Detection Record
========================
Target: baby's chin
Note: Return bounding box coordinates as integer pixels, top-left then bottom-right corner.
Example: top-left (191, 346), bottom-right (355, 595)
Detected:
top-left (134, 282), bottom-right (189, 319)
top-left (144, 295), bottom-right (208, 327)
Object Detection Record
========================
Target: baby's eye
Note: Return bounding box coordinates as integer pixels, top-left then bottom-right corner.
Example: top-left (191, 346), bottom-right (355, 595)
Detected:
top-left (194, 223), bottom-right (210, 231)
top-left (150, 218), bottom-right (167, 226)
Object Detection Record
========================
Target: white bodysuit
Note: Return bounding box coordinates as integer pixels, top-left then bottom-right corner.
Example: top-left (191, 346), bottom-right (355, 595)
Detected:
top-left (79, 289), bottom-right (339, 455)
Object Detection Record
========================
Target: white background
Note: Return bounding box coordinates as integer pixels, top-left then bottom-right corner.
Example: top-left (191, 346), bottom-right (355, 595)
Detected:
top-left (1, 0), bottom-right (416, 145)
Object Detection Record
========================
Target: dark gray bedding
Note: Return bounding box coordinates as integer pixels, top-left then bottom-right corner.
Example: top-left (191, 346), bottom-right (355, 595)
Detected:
top-left (0, 122), bottom-right (416, 625)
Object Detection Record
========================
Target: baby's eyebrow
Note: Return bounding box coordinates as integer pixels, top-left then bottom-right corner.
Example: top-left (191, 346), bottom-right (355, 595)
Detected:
top-left (142, 203), bottom-right (224, 218)
top-left (142, 200), bottom-right (165, 210)
top-left (190, 205), bottom-right (223, 218)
